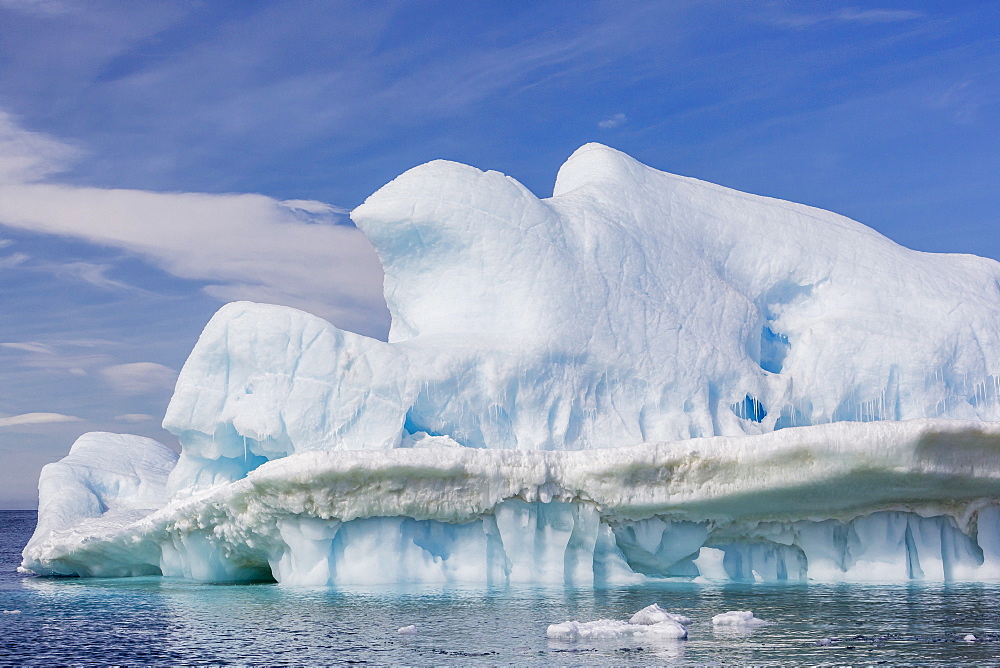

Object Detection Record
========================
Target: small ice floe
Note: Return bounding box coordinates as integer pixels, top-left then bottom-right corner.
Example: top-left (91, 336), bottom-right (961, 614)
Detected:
top-left (3, 610), bottom-right (22, 614)
top-left (815, 638), bottom-right (833, 646)
top-left (964, 634), bottom-right (977, 642)
top-left (397, 625), bottom-right (417, 635)
top-left (629, 604), bottom-right (692, 627)
top-left (711, 611), bottom-right (769, 627)
top-left (547, 604), bottom-right (689, 642)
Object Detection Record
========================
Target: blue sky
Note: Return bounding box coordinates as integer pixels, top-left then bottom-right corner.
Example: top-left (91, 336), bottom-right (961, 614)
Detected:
top-left (1, 0), bottom-right (998, 507)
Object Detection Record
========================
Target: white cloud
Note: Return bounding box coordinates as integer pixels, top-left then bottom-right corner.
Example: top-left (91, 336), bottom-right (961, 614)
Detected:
top-left (100, 362), bottom-right (177, 394)
top-left (0, 0), bottom-right (71, 16)
top-left (0, 111), bottom-right (80, 184)
top-left (833, 8), bottom-right (924, 24)
top-left (773, 8), bottom-right (924, 29)
top-left (113, 413), bottom-right (154, 423)
top-left (0, 252), bottom-right (29, 269)
top-left (0, 412), bottom-right (81, 428)
top-left (598, 113), bottom-right (627, 129)
top-left (1, 341), bottom-right (54, 354)
top-left (49, 261), bottom-right (150, 294)
top-left (280, 199), bottom-right (351, 216)
top-left (0, 113), bottom-right (388, 337)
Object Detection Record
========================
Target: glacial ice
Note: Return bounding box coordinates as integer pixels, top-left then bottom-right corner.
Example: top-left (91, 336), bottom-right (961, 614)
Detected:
top-left (20, 143), bottom-right (1000, 586)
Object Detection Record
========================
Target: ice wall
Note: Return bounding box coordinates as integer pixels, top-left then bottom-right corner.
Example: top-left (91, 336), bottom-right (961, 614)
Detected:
top-left (162, 144), bottom-right (1000, 495)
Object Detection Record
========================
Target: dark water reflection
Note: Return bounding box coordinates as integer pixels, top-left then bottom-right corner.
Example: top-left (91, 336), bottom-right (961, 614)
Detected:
top-left (4, 511), bottom-right (1000, 665)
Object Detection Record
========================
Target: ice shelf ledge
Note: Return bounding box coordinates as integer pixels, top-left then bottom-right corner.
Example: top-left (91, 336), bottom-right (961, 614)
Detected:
top-left (21, 419), bottom-right (1000, 584)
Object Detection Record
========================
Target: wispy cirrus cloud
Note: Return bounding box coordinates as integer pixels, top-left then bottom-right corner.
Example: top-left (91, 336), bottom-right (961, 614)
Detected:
top-left (771, 7), bottom-right (924, 29)
top-left (48, 261), bottom-right (152, 294)
top-left (0, 110), bottom-right (80, 184)
top-left (1, 341), bottom-right (54, 354)
top-left (0, 411), bottom-right (82, 428)
top-left (113, 413), bottom-right (154, 423)
top-left (0, 251), bottom-right (29, 269)
top-left (598, 113), bottom-right (627, 129)
top-left (0, 113), bottom-right (388, 337)
top-left (100, 362), bottom-right (177, 395)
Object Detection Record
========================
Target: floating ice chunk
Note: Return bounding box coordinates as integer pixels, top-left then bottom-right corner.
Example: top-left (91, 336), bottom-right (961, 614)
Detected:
top-left (629, 604), bottom-right (692, 627)
top-left (964, 634), bottom-right (977, 642)
top-left (547, 619), bottom-right (687, 641)
top-left (397, 625), bottom-right (417, 635)
top-left (712, 611), bottom-right (769, 627)
top-left (638, 620), bottom-right (688, 640)
top-left (547, 620), bottom-right (630, 641)
top-left (693, 547), bottom-right (728, 581)
top-left (548, 604), bottom-right (688, 641)
top-left (815, 638), bottom-right (833, 646)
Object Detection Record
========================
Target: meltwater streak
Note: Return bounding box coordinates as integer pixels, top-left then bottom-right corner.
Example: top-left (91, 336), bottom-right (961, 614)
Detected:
top-left (6, 512), bottom-right (1000, 665)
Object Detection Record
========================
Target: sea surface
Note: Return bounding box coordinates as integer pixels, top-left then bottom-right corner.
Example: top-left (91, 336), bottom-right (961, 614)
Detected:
top-left (3, 510), bottom-right (1000, 666)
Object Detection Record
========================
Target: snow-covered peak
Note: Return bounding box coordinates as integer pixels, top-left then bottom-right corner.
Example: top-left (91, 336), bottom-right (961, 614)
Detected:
top-left (552, 142), bottom-right (651, 196)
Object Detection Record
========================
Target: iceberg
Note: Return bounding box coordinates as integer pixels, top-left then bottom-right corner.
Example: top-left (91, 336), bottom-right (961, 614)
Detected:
top-left (21, 144), bottom-right (1000, 585)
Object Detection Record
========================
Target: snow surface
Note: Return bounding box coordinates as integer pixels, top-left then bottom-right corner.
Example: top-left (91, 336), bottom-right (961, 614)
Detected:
top-left (20, 144), bottom-right (1000, 585)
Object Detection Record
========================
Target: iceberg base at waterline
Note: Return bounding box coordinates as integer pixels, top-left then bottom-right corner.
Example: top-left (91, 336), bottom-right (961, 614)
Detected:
top-left (21, 419), bottom-right (1000, 585)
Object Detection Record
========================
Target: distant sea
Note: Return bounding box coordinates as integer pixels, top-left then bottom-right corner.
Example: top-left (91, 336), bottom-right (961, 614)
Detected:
top-left (2, 510), bottom-right (1000, 665)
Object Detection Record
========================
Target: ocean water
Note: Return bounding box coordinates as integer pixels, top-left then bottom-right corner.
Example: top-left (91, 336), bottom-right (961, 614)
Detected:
top-left (3, 511), bottom-right (1000, 665)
